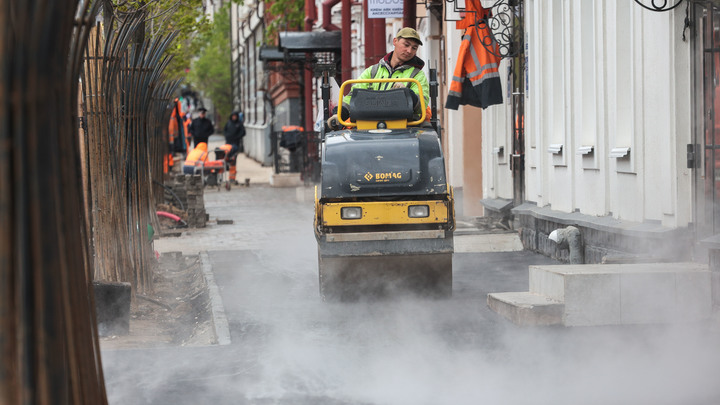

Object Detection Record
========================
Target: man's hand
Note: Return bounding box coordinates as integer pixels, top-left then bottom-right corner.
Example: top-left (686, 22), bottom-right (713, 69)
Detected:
top-left (327, 114), bottom-right (340, 130)
top-left (392, 82), bottom-right (407, 89)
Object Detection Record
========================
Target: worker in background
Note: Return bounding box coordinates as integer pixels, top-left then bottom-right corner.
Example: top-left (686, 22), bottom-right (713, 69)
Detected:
top-left (183, 114), bottom-right (192, 152)
top-left (169, 98), bottom-right (187, 157)
top-left (183, 142), bottom-right (209, 174)
top-left (327, 27), bottom-right (429, 129)
top-left (188, 107), bottom-right (214, 148)
top-left (167, 113), bottom-right (178, 171)
top-left (223, 111), bottom-right (246, 185)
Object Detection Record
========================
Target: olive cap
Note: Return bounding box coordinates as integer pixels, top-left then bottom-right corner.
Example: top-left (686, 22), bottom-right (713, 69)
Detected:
top-left (395, 27), bottom-right (423, 46)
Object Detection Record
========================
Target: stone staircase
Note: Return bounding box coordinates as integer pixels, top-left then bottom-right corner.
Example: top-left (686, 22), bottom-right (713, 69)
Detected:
top-left (487, 262), bottom-right (712, 326)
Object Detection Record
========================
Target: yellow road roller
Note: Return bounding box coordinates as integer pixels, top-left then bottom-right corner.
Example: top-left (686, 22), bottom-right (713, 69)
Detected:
top-left (314, 77), bottom-right (455, 301)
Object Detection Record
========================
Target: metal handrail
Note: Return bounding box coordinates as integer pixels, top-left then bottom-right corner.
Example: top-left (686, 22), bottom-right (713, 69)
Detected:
top-left (337, 78), bottom-right (426, 127)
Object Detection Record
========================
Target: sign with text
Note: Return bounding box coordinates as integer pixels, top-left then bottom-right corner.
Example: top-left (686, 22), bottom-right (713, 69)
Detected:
top-left (357, 170), bottom-right (411, 184)
top-left (368, 0), bottom-right (403, 18)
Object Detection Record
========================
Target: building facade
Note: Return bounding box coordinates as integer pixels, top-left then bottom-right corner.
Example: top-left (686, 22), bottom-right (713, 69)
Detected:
top-left (481, 1), bottom-right (720, 263)
top-left (228, 0), bottom-right (720, 266)
top-left (230, 1), bottom-right (273, 165)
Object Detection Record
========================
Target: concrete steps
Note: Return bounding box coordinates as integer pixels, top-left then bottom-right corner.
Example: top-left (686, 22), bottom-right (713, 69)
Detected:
top-left (487, 292), bottom-right (564, 326)
top-left (488, 262), bottom-right (712, 326)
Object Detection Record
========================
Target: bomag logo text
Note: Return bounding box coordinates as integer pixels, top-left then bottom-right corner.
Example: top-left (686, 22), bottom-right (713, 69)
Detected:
top-left (362, 171), bottom-right (405, 183)
top-left (369, 172), bottom-right (403, 182)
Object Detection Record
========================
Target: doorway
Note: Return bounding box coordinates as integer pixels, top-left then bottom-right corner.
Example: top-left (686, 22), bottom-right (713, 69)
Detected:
top-left (510, 2), bottom-right (525, 207)
top-left (692, 1), bottom-right (720, 246)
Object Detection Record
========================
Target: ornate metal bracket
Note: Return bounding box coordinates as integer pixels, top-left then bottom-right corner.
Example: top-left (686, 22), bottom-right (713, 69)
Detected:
top-left (485, 0), bottom-right (518, 58)
top-left (633, 0), bottom-right (685, 12)
top-left (444, 0), bottom-right (521, 59)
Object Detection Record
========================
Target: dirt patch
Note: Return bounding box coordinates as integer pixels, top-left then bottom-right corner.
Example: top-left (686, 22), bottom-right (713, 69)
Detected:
top-left (99, 253), bottom-right (217, 350)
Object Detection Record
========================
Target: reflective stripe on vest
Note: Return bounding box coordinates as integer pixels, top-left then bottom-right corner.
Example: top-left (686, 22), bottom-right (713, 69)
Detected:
top-left (370, 64), bottom-right (421, 91)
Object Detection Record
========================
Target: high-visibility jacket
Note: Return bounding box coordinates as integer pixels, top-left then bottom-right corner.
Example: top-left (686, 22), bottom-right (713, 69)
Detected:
top-left (183, 143), bottom-right (208, 168)
top-left (168, 98), bottom-right (184, 142)
top-left (342, 53), bottom-right (430, 115)
top-left (168, 116), bottom-right (178, 143)
top-left (445, 4), bottom-right (503, 110)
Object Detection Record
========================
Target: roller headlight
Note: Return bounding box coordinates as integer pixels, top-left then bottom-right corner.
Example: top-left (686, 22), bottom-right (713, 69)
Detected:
top-left (408, 205), bottom-right (429, 218)
top-left (341, 207), bottom-right (362, 219)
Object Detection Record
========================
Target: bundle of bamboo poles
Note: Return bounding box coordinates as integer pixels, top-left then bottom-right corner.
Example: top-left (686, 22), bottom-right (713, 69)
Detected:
top-left (80, 9), bottom-right (180, 297)
top-left (0, 1), bottom-right (108, 404)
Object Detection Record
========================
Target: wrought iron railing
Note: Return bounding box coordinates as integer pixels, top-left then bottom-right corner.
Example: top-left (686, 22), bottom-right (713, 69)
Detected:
top-left (271, 130), bottom-right (321, 183)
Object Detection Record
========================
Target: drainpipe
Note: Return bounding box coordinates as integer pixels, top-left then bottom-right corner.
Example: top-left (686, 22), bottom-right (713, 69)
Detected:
top-left (320, 0), bottom-right (350, 91)
top-left (403, 0), bottom-right (416, 29)
top-left (363, 2), bottom-right (373, 67)
top-left (373, 19), bottom-right (386, 59)
top-left (549, 226), bottom-right (584, 264)
top-left (304, 0), bottom-right (317, 131)
top-left (341, 0), bottom-right (351, 83)
top-left (364, 7), bottom-right (386, 67)
top-left (322, 0), bottom-right (341, 31)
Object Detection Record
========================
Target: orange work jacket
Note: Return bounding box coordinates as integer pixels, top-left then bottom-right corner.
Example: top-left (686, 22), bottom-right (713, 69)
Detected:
top-left (184, 142), bottom-right (209, 167)
top-left (445, 3), bottom-right (503, 110)
top-left (168, 99), bottom-right (184, 143)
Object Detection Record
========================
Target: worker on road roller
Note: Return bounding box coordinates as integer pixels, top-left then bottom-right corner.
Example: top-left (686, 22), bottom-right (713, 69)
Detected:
top-left (314, 77), bottom-right (454, 301)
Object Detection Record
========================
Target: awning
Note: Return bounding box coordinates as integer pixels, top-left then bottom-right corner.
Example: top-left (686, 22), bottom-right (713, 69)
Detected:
top-left (278, 31), bottom-right (342, 52)
top-left (258, 46), bottom-right (305, 62)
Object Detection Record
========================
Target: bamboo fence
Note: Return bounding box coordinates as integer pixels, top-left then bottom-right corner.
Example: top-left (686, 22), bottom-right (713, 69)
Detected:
top-left (0, 1), bottom-right (108, 403)
top-left (80, 8), bottom-right (180, 296)
top-left (1, 1), bottom-right (182, 402)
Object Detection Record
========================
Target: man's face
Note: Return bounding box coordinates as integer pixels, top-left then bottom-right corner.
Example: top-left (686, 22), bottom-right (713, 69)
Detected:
top-left (199, 111), bottom-right (206, 118)
top-left (393, 37), bottom-right (420, 64)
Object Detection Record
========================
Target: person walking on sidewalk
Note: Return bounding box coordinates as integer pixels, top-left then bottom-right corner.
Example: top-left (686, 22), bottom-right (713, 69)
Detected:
top-left (189, 107), bottom-right (214, 148)
top-left (223, 111), bottom-right (246, 185)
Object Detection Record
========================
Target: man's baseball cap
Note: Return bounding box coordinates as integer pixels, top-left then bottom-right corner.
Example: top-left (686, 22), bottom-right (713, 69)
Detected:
top-left (395, 27), bottom-right (423, 46)
top-left (197, 107), bottom-right (207, 112)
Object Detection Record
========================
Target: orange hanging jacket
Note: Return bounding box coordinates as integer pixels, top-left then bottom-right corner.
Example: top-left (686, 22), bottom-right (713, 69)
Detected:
top-left (445, 3), bottom-right (503, 110)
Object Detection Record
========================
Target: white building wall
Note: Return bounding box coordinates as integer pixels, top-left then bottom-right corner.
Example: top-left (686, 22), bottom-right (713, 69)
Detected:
top-left (445, 31), bottom-right (464, 189)
top-left (642, 7), bottom-right (674, 223)
top-left (234, 1), bottom-right (272, 165)
top-left (545, 0), bottom-right (572, 213)
top-left (481, 56), bottom-right (512, 200)
top-left (481, 0), bottom-right (693, 228)
top-left (571, 0), bottom-right (604, 216)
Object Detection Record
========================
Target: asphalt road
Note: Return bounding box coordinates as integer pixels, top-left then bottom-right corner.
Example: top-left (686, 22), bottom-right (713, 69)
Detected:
top-left (102, 184), bottom-right (720, 405)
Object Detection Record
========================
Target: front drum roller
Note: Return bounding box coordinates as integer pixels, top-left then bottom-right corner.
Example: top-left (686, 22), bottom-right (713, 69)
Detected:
top-left (318, 251), bottom-right (452, 302)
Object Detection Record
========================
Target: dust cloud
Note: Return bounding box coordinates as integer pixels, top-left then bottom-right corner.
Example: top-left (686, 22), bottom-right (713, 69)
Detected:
top-left (101, 190), bottom-right (720, 404)
top-left (231, 297), bottom-right (720, 405)
top-left (106, 253), bottom-right (720, 403)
